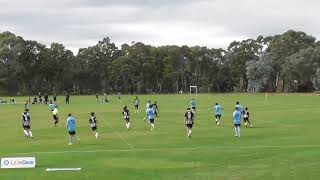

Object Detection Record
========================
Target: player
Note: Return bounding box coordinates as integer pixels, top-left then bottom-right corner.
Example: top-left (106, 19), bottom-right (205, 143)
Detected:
top-left (152, 101), bottom-right (159, 117)
top-left (52, 106), bottom-right (59, 127)
top-left (144, 105), bottom-right (156, 131)
top-left (65, 92), bottom-right (70, 104)
top-left (96, 93), bottom-right (99, 102)
top-left (44, 93), bottom-right (49, 104)
top-left (233, 107), bottom-right (241, 137)
top-left (53, 94), bottom-right (57, 103)
top-left (38, 92), bottom-right (42, 104)
top-left (66, 113), bottom-right (80, 145)
top-left (210, 103), bottom-right (223, 126)
top-left (146, 100), bottom-right (151, 110)
top-left (123, 106), bottom-right (131, 130)
top-left (117, 92), bottom-right (121, 103)
top-left (243, 107), bottom-right (252, 128)
top-left (184, 108), bottom-right (195, 138)
top-left (89, 112), bottom-right (99, 139)
top-left (134, 96), bottom-right (139, 113)
top-left (49, 100), bottom-right (55, 112)
top-left (22, 109), bottom-right (33, 139)
top-left (190, 98), bottom-right (196, 113)
top-left (32, 96), bottom-right (38, 104)
top-left (24, 100), bottom-right (30, 110)
top-left (235, 101), bottom-right (244, 114)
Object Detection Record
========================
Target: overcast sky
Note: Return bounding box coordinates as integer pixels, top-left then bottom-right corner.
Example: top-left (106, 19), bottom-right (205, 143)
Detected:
top-left (0, 0), bottom-right (318, 53)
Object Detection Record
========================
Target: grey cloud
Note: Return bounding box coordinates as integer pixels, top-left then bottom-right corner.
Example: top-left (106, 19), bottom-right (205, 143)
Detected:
top-left (0, 0), bottom-right (319, 53)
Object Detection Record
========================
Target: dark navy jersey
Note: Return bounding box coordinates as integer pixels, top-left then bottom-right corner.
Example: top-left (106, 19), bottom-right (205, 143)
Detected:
top-left (123, 110), bottom-right (130, 119)
top-left (22, 112), bottom-right (31, 126)
top-left (89, 116), bottom-right (97, 127)
top-left (185, 111), bottom-right (194, 124)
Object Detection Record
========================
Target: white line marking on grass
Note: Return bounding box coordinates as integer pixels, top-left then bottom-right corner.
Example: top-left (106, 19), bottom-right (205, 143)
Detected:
top-left (106, 121), bottom-right (135, 149)
top-left (6, 144), bottom-right (320, 155)
top-left (46, 168), bottom-right (81, 172)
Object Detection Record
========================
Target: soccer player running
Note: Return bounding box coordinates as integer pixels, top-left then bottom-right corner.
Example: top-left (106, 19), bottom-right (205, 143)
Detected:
top-left (152, 101), bottom-right (159, 117)
top-left (22, 109), bottom-right (33, 139)
top-left (66, 113), bottom-right (80, 145)
top-left (146, 100), bottom-right (151, 110)
top-left (233, 107), bottom-right (242, 137)
top-left (134, 96), bottom-right (139, 113)
top-left (144, 105), bottom-right (156, 131)
top-left (209, 103), bottom-right (223, 126)
top-left (190, 98), bottom-right (196, 113)
top-left (89, 112), bottom-right (99, 139)
top-left (123, 106), bottom-right (131, 130)
top-left (52, 106), bottom-right (59, 127)
top-left (49, 100), bottom-right (55, 112)
top-left (243, 107), bottom-right (253, 128)
top-left (184, 108), bottom-right (195, 139)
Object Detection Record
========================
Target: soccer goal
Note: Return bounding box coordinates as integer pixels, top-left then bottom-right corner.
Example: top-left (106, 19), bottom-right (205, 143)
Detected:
top-left (189, 86), bottom-right (198, 95)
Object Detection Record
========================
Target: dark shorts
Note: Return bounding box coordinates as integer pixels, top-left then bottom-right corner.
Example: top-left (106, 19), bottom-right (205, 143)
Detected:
top-left (149, 119), bottom-right (154, 124)
top-left (134, 105), bottom-right (139, 109)
top-left (68, 131), bottom-right (76, 135)
top-left (186, 124), bottom-right (193, 128)
top-left (91, 127), bottom-right (97, 131)
top-left (234, 124), bottom-right (241, 128)
top-left (53, 115), bottom-right (58, 120)
top-left (192, 107), bottom-right (196, 110)
top-left (125, 118), bottom-right (130, 123)
top-left (215, 115), bottom-right (221, 119)
top-left (23, 125), bottom-right (30, 129)
top-left (243, 118), bottom-right (249, 122)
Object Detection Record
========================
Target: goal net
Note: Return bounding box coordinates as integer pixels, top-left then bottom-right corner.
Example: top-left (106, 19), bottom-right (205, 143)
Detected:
top-left (189, 86), bottom-right (198, 95)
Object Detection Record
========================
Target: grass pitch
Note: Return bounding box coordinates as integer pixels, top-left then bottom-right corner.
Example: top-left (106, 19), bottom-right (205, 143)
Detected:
top-left (0, 94), bottom-right (320, 180)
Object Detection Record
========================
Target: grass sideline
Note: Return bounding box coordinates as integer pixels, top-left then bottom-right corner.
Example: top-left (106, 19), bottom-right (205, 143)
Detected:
top-left (0, 94), bottom-right (320, 180)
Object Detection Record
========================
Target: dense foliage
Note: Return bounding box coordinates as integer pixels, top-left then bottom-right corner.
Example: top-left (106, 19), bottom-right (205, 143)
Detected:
top-left (1, 30), bottom-right (319, 95)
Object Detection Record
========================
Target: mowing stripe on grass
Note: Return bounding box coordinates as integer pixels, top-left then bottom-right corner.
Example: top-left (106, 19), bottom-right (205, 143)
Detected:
top-left (6, 144), bottom-right (320, 155)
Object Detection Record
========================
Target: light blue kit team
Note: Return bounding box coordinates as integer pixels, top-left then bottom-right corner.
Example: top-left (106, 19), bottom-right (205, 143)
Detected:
top-left (36, 98), bottom-right (250, 145)
top-left (144, 105), bottom-right (156, 131)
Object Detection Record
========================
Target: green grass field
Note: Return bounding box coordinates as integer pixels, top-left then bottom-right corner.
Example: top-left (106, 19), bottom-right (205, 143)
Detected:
top-left (0, 94), bottom-right (320, 180)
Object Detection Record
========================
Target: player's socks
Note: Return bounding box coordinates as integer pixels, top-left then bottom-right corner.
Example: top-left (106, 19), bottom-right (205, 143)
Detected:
top-left (29, 131), bottom-right (33, 138)
top-left (95, 132), bottom-right (99, 139)
top-left (250, 124), bottom-right (253, 128)
top-left (128, 122), bottom-right (131, 129)
top-left (237, 127), bottom-right (240, 137)
top-left (69, 136), bottom-right (73, 144)
top-left (234, 127), bottom-right (238, 136)
top-left (23, 130), bottom-right (28, 137)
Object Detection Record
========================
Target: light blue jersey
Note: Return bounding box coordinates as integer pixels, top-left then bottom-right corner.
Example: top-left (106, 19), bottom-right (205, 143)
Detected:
top-left (214, 105), bottom-right (222, 115)
top-left (233, 110), bottom-right (241, 124)
top-left (67, 116), bottom-right (76, 132)
top-left (190, 100), bottom-right (196, 108)
top-left (49, 103), bottom-right (55, 111)
top-left (146, 108), bottom-right (155, 120)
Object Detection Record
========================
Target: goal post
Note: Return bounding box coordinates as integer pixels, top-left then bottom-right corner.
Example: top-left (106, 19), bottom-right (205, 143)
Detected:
top-left (190, 86), bottom-right (198, 95)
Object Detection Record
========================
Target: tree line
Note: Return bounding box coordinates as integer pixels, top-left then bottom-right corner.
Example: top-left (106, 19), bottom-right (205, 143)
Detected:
top-left (1, 30), bottom-right (320, 95)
